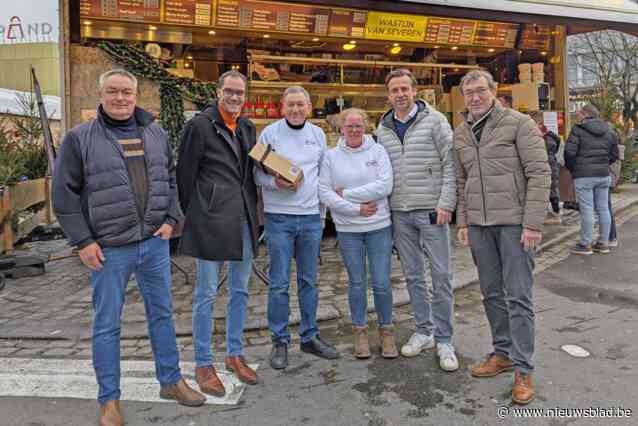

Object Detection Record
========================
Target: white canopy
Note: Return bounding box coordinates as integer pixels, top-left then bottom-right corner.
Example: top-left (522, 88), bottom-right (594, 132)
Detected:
top-left (0, 88), bottom-right (60, 120)
top-left (402, 0), bottom-right (638, 25)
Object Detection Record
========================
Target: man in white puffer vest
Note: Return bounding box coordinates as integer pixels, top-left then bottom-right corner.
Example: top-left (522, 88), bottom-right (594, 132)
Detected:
top-left (376, 68), bottom-right (459, 372)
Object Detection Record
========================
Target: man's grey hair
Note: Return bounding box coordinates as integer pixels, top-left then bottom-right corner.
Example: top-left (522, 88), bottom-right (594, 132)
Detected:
top-left (282, 86), bottom-right (311, 104)
top-left (218, 70), bottom-right (248, 89)
top-left (98, 69), bottom-right (138, 91)
top-left (580, 103), bottom-right (600, 119)
top-left (459, 69), bottom-right (497, 94)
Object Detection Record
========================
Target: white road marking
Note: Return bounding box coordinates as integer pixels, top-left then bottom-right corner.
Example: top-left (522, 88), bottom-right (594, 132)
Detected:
top-left (0, 358), bottom-right (257, 405)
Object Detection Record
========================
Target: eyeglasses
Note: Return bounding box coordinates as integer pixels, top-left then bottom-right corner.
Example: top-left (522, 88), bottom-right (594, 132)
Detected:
top-left (344, 124), bottom-right (365, 130)
top-left (463, 87), bottom-right (490, 99)
top-left (222, 88), bottom-right (246, 98)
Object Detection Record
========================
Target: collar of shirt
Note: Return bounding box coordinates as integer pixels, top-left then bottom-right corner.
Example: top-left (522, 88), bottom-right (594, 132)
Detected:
top-left (394, 103), bottom-right (418, 124)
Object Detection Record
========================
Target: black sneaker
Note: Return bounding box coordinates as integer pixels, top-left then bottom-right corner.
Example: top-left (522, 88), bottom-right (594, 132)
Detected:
top-left (571, 243), bottom-right (593, 255)
top-left (300, 335), bottom-right (339, 360)
top-left (269, 343), bottom-right (288, 370)
top-left (593, 242), bottom-right (610, 254)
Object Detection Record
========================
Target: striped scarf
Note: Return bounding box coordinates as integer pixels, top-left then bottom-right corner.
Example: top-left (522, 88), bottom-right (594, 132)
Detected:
top-left (469, 105), bottom-right (495, 143)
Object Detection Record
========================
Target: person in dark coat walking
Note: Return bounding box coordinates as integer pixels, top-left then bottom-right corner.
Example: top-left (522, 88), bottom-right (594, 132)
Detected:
top-left (533, 117), bottom-right (562, 215)
top-left (565, 104), bottom-right (619, 255)
top-left (177, 70), bottom-right (260, 396)
top-left (53, 69), bottom-right (205, 426)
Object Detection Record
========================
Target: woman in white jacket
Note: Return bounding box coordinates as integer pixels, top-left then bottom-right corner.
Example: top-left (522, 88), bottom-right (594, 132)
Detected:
top-left (319, 108), bottom-right (397, 359)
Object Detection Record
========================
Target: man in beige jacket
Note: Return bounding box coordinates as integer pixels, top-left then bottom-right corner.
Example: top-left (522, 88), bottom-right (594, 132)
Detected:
top-left (454, 70), bottom-right (550, 405)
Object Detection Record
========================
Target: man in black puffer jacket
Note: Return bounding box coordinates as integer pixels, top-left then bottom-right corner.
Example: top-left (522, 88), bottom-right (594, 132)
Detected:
top-left (565, 104), bottom-right (619, 255)
top-left (53, 69), bottom-right (205, 426)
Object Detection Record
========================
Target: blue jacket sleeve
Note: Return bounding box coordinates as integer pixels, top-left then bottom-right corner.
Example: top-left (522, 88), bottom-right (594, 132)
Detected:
top-left (52, 132), bottom-right (95, 248)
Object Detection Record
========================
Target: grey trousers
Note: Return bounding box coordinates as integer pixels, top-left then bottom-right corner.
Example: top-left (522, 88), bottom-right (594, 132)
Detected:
top-left (392, 211), bottom-right (454, 343)
top-left (468, 225), bottom-right (535, 374)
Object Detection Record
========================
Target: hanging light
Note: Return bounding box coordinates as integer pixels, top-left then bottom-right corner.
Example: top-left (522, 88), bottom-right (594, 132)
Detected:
top-left (389, 45), bottom-right (402, 55)
top-left (343, 43), bottom-right (356, 51)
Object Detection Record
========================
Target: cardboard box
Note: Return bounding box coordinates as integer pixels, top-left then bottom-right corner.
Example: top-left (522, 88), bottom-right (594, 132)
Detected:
top-left (249, 143), bottom-right (304, 185)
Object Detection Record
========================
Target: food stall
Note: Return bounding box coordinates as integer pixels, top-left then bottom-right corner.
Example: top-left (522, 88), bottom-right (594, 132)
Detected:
top-left (58, 0), bottom-right (638, 147)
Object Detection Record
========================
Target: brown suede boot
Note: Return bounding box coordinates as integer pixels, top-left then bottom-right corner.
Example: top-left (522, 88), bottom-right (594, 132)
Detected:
top-left (470, 354), bottom-right (514, 377)
top-left (512, 370), bottom-right (535, 404)
top-left (159, 378), bottom-right (207, 406)
top-left (195, 366), bottom-right (226, 397)
top-left (379, 325), bottom-right (398, 359)
top-left (99, 400), bottom-right (123, 426)
top-left (353, 326), bottom-right (371, 359)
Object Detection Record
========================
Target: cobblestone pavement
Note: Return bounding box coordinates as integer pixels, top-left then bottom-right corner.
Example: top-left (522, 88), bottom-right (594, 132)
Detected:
top-left (1, 185), bottom-right (637, 361)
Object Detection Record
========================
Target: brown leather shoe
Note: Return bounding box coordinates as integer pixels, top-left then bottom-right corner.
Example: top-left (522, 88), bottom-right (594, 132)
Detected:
top-left (99, 400), bottom-right (123, 426)
top-left (379, 325), bottom-right (399, 359)
top-left (512, 370), bottom-right (535, 404)
top-left (225, 356), bottom-right (259, 385)
top-left (353, 326), bottom-right (371, 359)
top-left (470, 354), bottom-right (514, 377)
top-left (194, 366), bottom-right (226, 397)
top-left (159, 378), bottom-right (206, 406)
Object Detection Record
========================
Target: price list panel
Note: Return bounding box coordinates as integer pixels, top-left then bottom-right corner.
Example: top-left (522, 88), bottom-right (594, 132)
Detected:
top-left (473, 21), bottom-right (518, 48)
top-left (424, 18), bottom-right (476, 46)
top-left (215, 0), bottom-right (366, 37)
top-left (518, 24), bottom-right (551, 50)
top-left (164, 1), bottom-right (213, 26)
top-left (80, 0), bottom-right (161, 23)
top-left (328, 9), bottom-right (367, 38)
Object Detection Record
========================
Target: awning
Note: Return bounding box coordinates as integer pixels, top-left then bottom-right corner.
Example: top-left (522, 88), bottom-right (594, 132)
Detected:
top-left (0, 88), bottom-right (60, 120)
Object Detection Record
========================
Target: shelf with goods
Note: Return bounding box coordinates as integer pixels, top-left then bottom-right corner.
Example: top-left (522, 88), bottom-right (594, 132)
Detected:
top-left (247, 55), bottom-right (477, 146)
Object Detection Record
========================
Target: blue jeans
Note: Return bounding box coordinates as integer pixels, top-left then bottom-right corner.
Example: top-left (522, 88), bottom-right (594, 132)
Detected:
top-left (91, 236), bottom-right (181, 404)
top-left (265, 213), bottom-right (322, 344)
top-left (392, 211), bottom-right (454, 344)
top-left (193, 222), bottom-right (253, 365)
top-left (337, 226), bottom-right (393, 327)
top-left (574, 176), bottom-right (612, 245)
top-left (608, 191), bottom-right (616, 241)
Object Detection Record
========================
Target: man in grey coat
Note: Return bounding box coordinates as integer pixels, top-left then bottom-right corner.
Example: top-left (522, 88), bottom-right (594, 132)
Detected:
top-left (454, 70), bottom-right (550, 405)
top-left (376, 69), bottom-right (458, 372)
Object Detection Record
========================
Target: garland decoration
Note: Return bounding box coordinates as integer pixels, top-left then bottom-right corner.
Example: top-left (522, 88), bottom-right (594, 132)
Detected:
top-left (97, 41), bottom-right (217, 150)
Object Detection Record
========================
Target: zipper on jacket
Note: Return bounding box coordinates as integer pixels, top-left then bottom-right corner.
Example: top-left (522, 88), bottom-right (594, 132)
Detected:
top-left (105, 127), bottom-right (144, 240)
top-left (139, 126), bottom-right (151, 240)
top-left (470, 131), bottom-right (489, 224)
top-left (386, 118), bottom-right (420, 210)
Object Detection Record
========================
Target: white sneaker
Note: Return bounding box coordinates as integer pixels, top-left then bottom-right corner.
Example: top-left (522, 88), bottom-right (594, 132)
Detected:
top-left (400, 332), bottom-right (435, 357)
top-left (608, 239), bottom-right (618, 247)
top-left (437, 342), bottom-right (459, 372)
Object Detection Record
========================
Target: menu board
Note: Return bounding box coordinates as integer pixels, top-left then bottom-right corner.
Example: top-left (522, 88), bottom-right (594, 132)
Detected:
top-left (328, 9), bottom-right (367, 38)
top-left (215, 0), bottom-right (329, 34)
top-left (473, 21), bottom-right (518, 48)
top-left (518, 24), bottom-right (551, 50)
top-left (164, 0), bottom-right (213, 26)
top-left (79, 0), bottom-right (161, 23)
top-left (424, 18), bottom-right (475, 45)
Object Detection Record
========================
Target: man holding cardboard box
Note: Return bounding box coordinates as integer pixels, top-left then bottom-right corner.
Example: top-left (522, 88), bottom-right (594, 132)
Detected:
top-left (254, 86), bottom-right (339, 370)
top-left (177, 70), bottom-right (260, 396)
